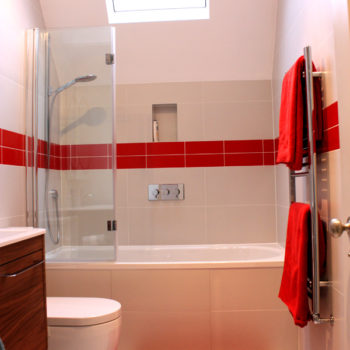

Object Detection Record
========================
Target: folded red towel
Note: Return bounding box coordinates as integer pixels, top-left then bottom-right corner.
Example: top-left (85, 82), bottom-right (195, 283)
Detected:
top-left (276, 56), bottom-right (323, 170)
top-left (279, 203), bottom-right (326, 327)
top-left (276, 57), bottom-right (305, 170)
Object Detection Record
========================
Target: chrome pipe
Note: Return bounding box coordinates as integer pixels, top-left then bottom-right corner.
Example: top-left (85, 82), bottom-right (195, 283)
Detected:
top-left (304, 46), bottom-right (320, 320)
top-left (33, 28), bottom-right (40, 228)
top-left (289, 170), bottom-right (296, 203)
top-left (45, 32), bottom-right (60, 245)
top-left (290, 171), bottom-right (309, 177)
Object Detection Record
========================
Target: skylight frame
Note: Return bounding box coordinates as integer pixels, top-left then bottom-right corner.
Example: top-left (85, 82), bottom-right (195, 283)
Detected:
top-left (105, 0), bottom-right (210, 24)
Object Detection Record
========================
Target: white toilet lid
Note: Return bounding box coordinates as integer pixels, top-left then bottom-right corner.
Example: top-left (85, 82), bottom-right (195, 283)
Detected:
top-left (47, 297), bottom-right (121, 327)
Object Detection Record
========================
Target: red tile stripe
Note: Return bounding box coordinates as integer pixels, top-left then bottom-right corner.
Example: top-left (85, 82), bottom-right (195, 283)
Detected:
top-left (117, 139), bottom-right (273, 169)
top-left (0, 101), bottom-right (340, 169)
top-left (322, 101), bottom-right (339, 130)
top-left (0, 129), bottom-right (25, 166)
top-left (274, 102), bottom-right (340, 158)
top-left (0, 129), bottom-right (276, 169)
top-left (317, 102), bottom-right (340, 153)
top-left (0, 102), bottom-right (339, 170)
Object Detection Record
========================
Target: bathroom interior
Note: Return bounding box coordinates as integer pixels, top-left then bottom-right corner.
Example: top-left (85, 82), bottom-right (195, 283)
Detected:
top-left (0, 0), bottom-right (350, 349)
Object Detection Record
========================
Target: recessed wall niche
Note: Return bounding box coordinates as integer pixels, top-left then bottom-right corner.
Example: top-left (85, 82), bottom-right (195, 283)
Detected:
top-left (152, 103), bottom-right (177, 142)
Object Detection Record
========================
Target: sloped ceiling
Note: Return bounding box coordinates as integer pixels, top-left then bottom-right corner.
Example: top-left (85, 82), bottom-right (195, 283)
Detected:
top-left (39, 0), bottom-right (278, 83)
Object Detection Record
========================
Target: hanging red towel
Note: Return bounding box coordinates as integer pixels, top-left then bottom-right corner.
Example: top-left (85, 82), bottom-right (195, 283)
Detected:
top-left (276, 56), bottom-right (323, 170)
top-left (279, 202), bottom-right (326, 327)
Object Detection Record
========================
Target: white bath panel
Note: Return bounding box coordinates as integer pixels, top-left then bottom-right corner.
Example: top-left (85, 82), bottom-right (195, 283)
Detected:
top-left (46, 269), bottom-right (112, 298)
top-left (210, 268), bottom-right (284, 311)
top-left (111, 269), bottom-right (210, 312)
top-left (118, 311), bottom-right (211, 350)
top-left (211, 310), bottom-right (298, 350)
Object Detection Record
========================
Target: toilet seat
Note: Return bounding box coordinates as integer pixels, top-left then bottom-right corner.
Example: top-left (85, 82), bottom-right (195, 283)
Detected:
top-left (47, 297), bottom-right (121, 327)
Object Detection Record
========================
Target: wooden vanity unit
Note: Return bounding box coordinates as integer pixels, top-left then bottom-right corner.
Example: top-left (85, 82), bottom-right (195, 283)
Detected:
top-left (0, 229), bottom-right (47, 350)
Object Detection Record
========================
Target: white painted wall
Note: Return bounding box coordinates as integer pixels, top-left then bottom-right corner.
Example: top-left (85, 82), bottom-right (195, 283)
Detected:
top-left (0, 0), bottom-right (45, 228)
top-left (272, 0), bottom-right (348, 348)
top-left (272, 0), bottom-right (339, 245)
top-left (39, 0), bottom-right (278, 83)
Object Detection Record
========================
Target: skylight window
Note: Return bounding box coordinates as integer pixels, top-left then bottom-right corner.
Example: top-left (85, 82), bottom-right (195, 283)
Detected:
top-left (105, 0), bottom-right (209, 24)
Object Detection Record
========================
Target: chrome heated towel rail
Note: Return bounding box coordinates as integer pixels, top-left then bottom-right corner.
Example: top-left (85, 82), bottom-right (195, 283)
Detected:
top-left (289, 46), bottom-right (334, 325)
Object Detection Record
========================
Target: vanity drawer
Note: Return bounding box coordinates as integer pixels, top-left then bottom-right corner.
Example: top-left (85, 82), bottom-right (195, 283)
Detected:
top-left (0, 237), bottom-right (47, 350)
top-left (0, 250), bottom-right (44, 276)
top-left (0, 235), bottom-right (44, 265)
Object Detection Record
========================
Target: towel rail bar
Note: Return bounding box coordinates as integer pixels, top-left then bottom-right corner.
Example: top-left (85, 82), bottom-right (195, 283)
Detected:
top-left (290, 171), bottom-right (309, 177)
top-left (289, 46), bottom-right (334, 325)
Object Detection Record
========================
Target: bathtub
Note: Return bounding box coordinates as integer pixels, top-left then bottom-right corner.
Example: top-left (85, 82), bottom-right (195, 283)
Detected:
top-left (46, 242), bottom-right (284, 268)
top-left (45, 243), bottom-right (297, 350)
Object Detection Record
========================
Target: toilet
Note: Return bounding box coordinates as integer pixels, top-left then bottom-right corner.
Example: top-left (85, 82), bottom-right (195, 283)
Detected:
top-left (47, 297), bottom-right (122, 350)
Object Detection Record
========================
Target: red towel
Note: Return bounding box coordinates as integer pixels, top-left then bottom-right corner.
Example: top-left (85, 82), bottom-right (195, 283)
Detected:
top-left (279, 203), bottom-right (326, 327)
top-left (276, 56), bottom-right (323, 170)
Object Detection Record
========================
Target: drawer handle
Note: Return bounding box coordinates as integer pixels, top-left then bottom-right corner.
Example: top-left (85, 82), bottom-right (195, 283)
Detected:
top-left (0, 260), bottom-right (44, 278)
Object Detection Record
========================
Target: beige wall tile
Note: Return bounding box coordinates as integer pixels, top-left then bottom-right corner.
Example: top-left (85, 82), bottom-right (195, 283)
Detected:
top-left (63, 111), bottom-right (114, 145)
top-left (206, 166), bottom-right (275, 206)
top-left (129, 206), bottom-right (206, 245)
top-left (62, 209), bottom-right (114, 245)
top-left (201, 80), bottom-right (272, 102)
top-left (275, 164), bottom-right (290, 207)
top-left (117, 80), bottom-right (274, 143)
top-left (276, 205), bottom-right (289, 246)
top-left (177, 103), bottom-right (204, 141)
top-left (0, 166), bottom-right (26, 219)
top-left (116, 207), bottom-right (129, 245)
top-left (73, 85), bottom-right (112, 107)
top-left (203, 101), bottom-right (273, 140)
top-left (116, 104), bottom-right (152, 143)
top-left (207, 205), bottom-right (276, 244)
top-left (116, 169), bottom-right (128, 208)
top-left (127, 168), bottom-right (205, 208)
top-left (0, 215), bottom-right (26, 228)
top-left (116, 85), bottom-right (127, 106)
top-left (124, 82), bottom-right (202, 105)
top-left (62, 170), bottom-right (114, 209)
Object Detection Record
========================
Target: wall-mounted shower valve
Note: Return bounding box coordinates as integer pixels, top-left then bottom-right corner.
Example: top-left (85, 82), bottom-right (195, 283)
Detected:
top-left (148, 184), bottom-right (184, 201)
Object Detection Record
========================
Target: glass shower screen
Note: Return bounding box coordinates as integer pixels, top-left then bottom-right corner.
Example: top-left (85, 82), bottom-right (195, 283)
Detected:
top-left (26, 27), bottom-right (116, 261)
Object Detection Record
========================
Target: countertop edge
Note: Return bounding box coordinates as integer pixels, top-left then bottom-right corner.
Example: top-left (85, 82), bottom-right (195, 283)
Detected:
top-left (0, 228), bottom-right (46, 248)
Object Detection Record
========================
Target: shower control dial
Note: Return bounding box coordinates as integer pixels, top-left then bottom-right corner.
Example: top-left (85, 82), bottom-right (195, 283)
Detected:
top-left (148, 184), bottom-right (184, 201)
top-left (153, 189), bottom-right (160, 198)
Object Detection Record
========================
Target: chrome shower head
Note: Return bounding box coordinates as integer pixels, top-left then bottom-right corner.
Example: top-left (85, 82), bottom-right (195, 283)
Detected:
top-left (74, 74), bottom-right (97, 83)
top-left (50, 74), bottom-right (97, 96)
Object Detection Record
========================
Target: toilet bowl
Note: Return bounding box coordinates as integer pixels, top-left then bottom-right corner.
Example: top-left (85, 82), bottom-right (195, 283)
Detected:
top-left (47, 297), bottom-right (121, 350)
